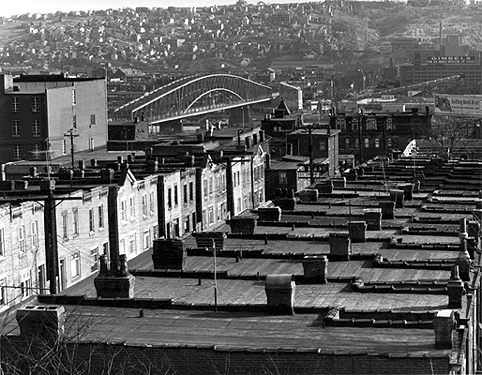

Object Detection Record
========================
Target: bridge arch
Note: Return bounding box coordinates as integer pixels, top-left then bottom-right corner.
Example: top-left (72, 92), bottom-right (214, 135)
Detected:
top-left (113, 73), bottom-right (272, 124)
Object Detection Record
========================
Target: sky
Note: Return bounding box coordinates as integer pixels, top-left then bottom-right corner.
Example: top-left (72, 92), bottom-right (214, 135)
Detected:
top-left (0, 0), bottom-right (300, 18)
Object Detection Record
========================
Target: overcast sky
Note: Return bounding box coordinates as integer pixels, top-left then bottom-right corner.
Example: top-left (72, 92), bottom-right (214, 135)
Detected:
top-left (0, 0), bottom-right (301, 18)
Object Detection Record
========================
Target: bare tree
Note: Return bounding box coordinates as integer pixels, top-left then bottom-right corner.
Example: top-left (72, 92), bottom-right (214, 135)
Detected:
top-left (417, 114), bottom-right (478, 160)
top-left (0, 306), bottom-right (174, 375)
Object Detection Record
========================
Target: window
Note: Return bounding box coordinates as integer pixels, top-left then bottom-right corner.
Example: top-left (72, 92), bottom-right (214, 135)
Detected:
top-left (32, 97), bottom-right (40, 112)
top-left (32, 144), bottom-right (41, 160)
top-left (98, 205), bottom-right (104, 229)
top-left (62, 212), bottom-right (68, 239)
top-left (89, 138), bottom-right (95, 151)
top-left (189, 182), bottom-right (194, 201)
top-left (279, 171), bottom-right (288, 185)
top-left (173, 219), bottom-right (180, 237)
top-left (168, 188), bottom-right (172, 209)
top-left (366, 118), bottom-right (377, 130)
top-left (149, 191), bottom-right (155, 214)
top-left (121, 199), bottom-right (127, 221)
top-left (0, 278), bottom-right (6, 305)
top-left (14, 145), bottom-right (21, 160)
top-left (31, 221), bottom-right (39, 248)
top-left (233, 173), bottom-right (237, 187)
top-left (71, 252), bottom-right (80, 278)
top-left (72, 89), bottom-right (77, 105)
top-left (355, 138), bottom-right (359, 148)
top-left (184, 215), bottom-right (190, 233)
top-left (89, 208), bottom-right (95, 232)
top-left (32, 120), bottom-right (40, 137)
top-left (143, 230), bottom-right (150, 250)
top-left (386, 117), bottom-right (393, 130)
top-left (129, 196), bottom-right (135, 219)
top-left (336, 118), bottom-right (346, 130)
top-left (62, 140), bottom-right (67, 155)
top-left (12, 120), bottom-right (20, 137)
top-left (91, 248), bottom-right (99, 272)
top-left (18, 226), bottom-right (25, 252)
top-left (387, 138), bottom-right (392, 148)
top-left (375, 138), bottom-right (380, 148)
top-left (174, 185), bottom-right (178, 205)
top-left (90, 114), bottom-right (96, 125)
top-left (0, 228), bottom-right (4, 256)
top-left (129, 235), bottom-right (136, 253)
top-left (20, 273), bottom-right (31, 297)
top-left (11, 97), bottom-right (19, 113)
top-left (73, 114), bottom-right (77, 129)
top-left (72, 208), bottom-right (79, 235)
top-left (183, 184), bottom-right (188, 203)
top-left (364, 138), bottom-right (370, 148)
top-left (320, 140), bottom-right (326, 151)
top-left (209, 177), bottom-right (213, 195)
top-left (142, 195), bottom-right (147, 216)
top-left (345, 138), bottom-right (350, 148)
top-left (208, 206), bottom-right (214, 224)
top-left (203, 179), bottom-right (208, 198)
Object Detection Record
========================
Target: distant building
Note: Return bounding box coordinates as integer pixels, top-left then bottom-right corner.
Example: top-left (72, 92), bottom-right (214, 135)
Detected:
top-left (279, 82), bottom-right (303, 112)
top-left (330, 108), bottom-right (431, 164)
top-left (0, 74), bottom-right (107, 164)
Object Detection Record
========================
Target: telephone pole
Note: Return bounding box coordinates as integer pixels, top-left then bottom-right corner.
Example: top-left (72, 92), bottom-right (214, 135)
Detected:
top-left (308, 125), bottom-right (315, 185)
top-left (64, 129), bottom-right (80, 168)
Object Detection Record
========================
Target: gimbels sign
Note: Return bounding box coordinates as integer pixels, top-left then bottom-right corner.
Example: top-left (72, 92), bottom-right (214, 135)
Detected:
top-left (427, 56), bottom-right (475, 64)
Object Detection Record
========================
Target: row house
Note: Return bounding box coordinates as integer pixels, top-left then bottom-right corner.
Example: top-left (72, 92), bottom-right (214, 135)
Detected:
top-left (157, 167), bottom-right (197, 238)
top-left (196, 155), bottom-right (228, 231)
top-left (0, 200), bottom-right (44, 313)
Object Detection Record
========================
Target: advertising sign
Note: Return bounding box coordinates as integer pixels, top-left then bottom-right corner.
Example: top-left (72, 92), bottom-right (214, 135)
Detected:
top-left (434, 94), bottom-right (482, 116)
top-left (427, 56), bottom-right (475, 64)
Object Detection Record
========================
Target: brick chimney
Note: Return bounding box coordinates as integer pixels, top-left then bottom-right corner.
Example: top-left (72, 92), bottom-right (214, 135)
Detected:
top-left (447, 265), bottom-right (464, 308)
top-left (348, 221), bottom-right (367, 243)
top-left (265, 274), bottom-right (295, 314)
top-left (433, 310), bottom-right (456, 349)
top-left (16, 305), bottom-right (66, 342)
top-left (456, 247), bottom-right (471, 282)
top-left (389, 189), bottom-right (404, 208)
top-left (257, 207), bottom-right (282, 222)
top-left (229, 216), bottom-right (257, 234)
top-left (363, 208), bottom-right (382, 230)
top-left (314, 180), bottom-right (333, 194)
top-left (329, 233), bottom-right (351, 261)
top-left (152, 238), bottom-right (187, 270)
top-left (379, 201), bottom-right (395, 219)
top-left (193, 231), bottom-right (226, 250)
top-left (94, 254), bottom-right (135, 298)
top-left (302, 255), bottom-right (328, 284)
top-left (273, 188), bottom-right (296, 211)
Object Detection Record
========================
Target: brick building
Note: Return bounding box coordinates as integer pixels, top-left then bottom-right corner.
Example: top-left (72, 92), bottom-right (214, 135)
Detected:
top-left (329, 108), bottom-right (432, 164)
top-left (0, 74), bottom-right (107, 164)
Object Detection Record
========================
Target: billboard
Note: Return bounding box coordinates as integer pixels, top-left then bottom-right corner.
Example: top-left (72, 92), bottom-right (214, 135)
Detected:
top-left (427, 56), bottom-right (475, 64)
top-left (434, 94), bottom-right (482, 116)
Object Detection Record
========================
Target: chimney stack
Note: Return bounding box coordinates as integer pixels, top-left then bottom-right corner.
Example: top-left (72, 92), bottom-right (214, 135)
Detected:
top-left (265, 274), bottom-right (295, 314)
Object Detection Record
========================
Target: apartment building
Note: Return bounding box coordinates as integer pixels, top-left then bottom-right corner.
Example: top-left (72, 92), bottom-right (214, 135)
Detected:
top-left (0, 74), bottom-right (107, 164)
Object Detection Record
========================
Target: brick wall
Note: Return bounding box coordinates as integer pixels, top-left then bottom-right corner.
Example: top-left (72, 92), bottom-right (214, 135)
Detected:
top-left (1, 339), bottom-right (450, 375)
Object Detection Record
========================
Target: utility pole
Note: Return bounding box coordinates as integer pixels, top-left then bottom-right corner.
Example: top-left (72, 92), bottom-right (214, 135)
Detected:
top-left (308, 125), bottom-right (315, 185)
top-left (64, 128), bottom-right (80, 168)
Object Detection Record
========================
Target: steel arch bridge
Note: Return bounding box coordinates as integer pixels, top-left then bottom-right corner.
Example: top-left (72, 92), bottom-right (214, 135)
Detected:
top-left (113, 73), bottom-right (272, 124)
